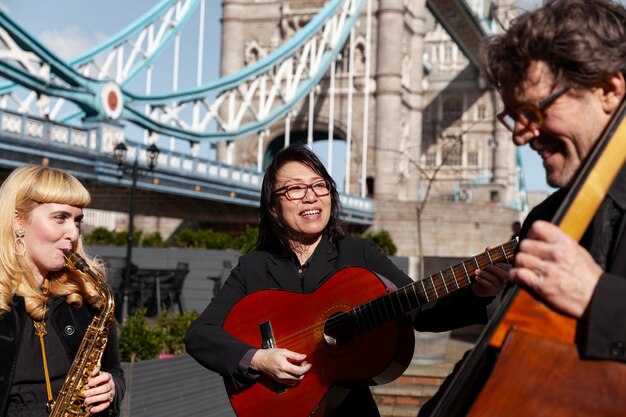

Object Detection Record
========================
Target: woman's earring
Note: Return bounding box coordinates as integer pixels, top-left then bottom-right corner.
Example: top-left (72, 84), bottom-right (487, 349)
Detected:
top-left (14, 228), bottom-right (25, 256)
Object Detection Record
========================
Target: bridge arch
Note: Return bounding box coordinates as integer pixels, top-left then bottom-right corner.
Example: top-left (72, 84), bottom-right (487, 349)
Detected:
top-left (264, 131), bottom-right (349, 193)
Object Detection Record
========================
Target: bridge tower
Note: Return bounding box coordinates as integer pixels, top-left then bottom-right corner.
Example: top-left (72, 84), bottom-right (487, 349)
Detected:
top-left (221, 0), bottom-right (520, 274)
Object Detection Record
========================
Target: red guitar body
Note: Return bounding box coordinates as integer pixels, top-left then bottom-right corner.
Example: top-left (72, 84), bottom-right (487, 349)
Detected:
top-left (222, 267), bottom-right (415, 417)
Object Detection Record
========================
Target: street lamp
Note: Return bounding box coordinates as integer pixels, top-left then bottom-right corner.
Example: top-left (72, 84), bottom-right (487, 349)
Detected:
top-left (114, 141), bottom-right (160, 322)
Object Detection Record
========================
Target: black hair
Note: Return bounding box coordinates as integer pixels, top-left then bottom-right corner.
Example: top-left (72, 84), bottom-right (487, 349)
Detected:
top-left (256, 145), bottom-right (344, 253)
top-left (484, 0), bottom-right (626, 90)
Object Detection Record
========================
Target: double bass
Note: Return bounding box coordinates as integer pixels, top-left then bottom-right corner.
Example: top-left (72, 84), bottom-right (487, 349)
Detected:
top-left (430, 96), bottom-right (626, 416)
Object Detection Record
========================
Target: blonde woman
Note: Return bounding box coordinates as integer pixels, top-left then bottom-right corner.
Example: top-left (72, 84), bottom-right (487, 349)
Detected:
top-left (0, 165), bottom-right (124, 417)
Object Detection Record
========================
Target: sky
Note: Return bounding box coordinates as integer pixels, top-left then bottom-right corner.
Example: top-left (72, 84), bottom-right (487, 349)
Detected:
top-left (0, 0), bottom-right (553, 193)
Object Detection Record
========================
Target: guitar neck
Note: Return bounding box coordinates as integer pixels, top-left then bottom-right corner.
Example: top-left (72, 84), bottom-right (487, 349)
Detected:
top-left (352, 238), bottom-right (518, 333)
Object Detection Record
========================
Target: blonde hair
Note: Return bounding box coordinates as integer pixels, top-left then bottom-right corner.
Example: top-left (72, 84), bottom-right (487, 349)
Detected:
top-left (0, 164), bottom-right (106, 319)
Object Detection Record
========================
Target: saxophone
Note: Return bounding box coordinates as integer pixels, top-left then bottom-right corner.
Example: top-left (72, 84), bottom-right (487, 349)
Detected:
top-left (48, 250), bottom-right (116, 417)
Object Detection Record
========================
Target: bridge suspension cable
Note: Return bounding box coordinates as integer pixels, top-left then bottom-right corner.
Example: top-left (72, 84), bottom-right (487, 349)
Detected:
top-left (0, 0), bottom-right (363, 145)
top-left (0, 0), bottom-right (199, 121)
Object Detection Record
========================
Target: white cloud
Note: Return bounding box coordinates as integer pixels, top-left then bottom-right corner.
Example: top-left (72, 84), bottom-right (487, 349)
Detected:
top-left (39, 26), bottom-right (106, 60)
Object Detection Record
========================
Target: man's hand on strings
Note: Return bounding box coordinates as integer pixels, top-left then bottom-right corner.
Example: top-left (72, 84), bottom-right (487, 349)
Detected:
top-left (510, 220), bottom-right (603, 318)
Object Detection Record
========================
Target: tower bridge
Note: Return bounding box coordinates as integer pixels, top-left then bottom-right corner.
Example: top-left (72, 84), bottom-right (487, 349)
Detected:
top-left (0, 0), bottom-right (523, 273)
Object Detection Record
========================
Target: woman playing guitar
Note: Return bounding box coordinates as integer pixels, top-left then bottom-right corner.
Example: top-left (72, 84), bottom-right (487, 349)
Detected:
top-left (185, 144), bottom-right (511, 417)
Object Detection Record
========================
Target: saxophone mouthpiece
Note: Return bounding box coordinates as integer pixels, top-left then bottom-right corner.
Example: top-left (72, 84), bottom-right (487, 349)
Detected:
top-left (64, 249), bottom-right (76, 268)
top-left (64, 250), bottom-right (90, 273)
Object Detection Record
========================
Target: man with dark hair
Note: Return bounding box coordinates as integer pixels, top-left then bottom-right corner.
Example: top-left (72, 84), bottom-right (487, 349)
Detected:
top-left (419, 1), bottom-right (626, 414)
top-left (484, 0), bottom-right (626, 362)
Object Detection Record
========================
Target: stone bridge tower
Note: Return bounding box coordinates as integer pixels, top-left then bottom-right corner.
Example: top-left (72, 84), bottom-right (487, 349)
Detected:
top-left (220, 0), bottom-right (520, 275)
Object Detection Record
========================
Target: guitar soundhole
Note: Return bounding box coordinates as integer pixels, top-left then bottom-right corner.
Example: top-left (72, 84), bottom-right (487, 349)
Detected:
top-left (323, 312), bottom-right (356, 347)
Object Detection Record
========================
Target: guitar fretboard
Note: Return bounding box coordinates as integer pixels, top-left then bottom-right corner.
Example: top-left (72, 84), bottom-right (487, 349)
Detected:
top-left (351, 238), bottom-right (518, 333)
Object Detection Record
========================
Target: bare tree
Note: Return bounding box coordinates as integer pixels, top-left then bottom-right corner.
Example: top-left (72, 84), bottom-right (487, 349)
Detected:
top-left (376, 133), bottom-right (464, 278)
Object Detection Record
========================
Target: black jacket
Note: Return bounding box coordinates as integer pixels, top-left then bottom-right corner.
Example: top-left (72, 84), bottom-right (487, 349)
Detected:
top-left (186, 237), bottom-right (492, 416)
top-left (0, 296), bottom-right (125, 417)
top-left (519, 173), bottom-right (626, 362)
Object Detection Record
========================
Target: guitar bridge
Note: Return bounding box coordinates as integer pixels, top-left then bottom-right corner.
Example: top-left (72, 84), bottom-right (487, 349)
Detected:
top-left (259, 321), bottom-right (286, 394)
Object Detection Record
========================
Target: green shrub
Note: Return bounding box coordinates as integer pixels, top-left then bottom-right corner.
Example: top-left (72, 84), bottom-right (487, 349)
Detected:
top-left (118, 308), bottom-right (164, 362)
top-left (158, 310), bottom-right (199, 355)
top-left (236, 226), bottom-right (258, 254)
top-left (197, 229), bottom-right (234, 249)
top-left (84, 227), bottom-right (116, 246)
top-left (118, 309), bottom-right (199, 361)
top-left (84, 228), bottom-right (143, 247)
top-left (142, 232), bottom-right (170, 248)
top-left (175, 228), bottom-right (198, 248)
top-left (174, 227), bottom-right (240, 249)
top-left (359, 230), bottom-right (397, 256)
top-left (86, 226), bottom-right (254, 251)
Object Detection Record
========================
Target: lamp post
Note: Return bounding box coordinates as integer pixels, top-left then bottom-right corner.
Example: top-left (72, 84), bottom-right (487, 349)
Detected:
top-left (114, 142), bottom-right (160, 322)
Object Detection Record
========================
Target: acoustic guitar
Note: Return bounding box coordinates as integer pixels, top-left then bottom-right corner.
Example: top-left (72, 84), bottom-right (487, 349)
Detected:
top-left (222, 239), bottom-right (518, 417)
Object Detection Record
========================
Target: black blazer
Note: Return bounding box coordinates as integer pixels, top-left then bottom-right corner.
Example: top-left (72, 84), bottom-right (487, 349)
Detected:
top-left (186, 237), bottom-right (492, 413)
top-left (0, 296), bottom-right (125, 417)
top-left (519, 173), bottom-right (626, 362)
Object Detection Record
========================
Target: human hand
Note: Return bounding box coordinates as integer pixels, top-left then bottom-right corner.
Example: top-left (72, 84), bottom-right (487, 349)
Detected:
top-left (510, 220), bottom-right (602, 318)
top-left (84, 371), bottom-right (116, 413)
top-left (250, 348), bottom-right (312, 386)
top-left (473, 259), bottom-right (511, 297)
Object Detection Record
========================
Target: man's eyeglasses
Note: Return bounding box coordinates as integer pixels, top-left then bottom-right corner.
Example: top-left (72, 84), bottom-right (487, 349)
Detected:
top-left (497, 85), bottom-right (570, 132)
top-left (273, 180), bottom-right (331, 201)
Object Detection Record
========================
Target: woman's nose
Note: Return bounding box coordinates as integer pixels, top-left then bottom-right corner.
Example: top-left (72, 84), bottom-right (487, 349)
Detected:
top-left (301, 187), bottom-right (317, 202)
top-left (67, 224), bottom-right (80, 242)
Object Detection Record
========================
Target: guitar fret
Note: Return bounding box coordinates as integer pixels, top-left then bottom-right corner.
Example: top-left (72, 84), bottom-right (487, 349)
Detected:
top-left (502, 244), bottom-right (509, 264)
top-left (409, 284), bottom-right (421, 307)
top-left (486, 249), bottom-right (493, 264)
top-left (398, 288), bottom-right (411, 312)
top-left (373, 300), bottom-right (383, 326)
top-left (368, 300), bottom-right (380, 328)
top-left (430, 276), bottom-right (439, 298)
top-left (387, 295), bottom-right (396, 319)
top-left (406, 287), bottom-right (416, 310)
top-left (355, 304), bottom-right (366, 332)
top-left (360, 303), bottom-right (369, 329)
top-left (380, 297), bottom-right (392, 323)
top-left (461, 261), bottom-right (471, 284)
top-left (383, 297), bottom-right (391, 324)
top-left (473, 256), bottom-right (480, 270)
top-left (354, 305), bottom-right (365, 333)
top-left (414, 281), bottom-right (428, 305)
top-left (450, 266), bottom-right (459, 289)
top-left (363, 303), bottom-right (374, 329)
top-left (394, 290), bottom-right (404, 313)
top-left (421, 280), bottom-right (429, 303)
top-left (440, 271), bottom-right (449, 293)
top-left (445, 268), bottom-right (456, 290)
top-left (388, 292), bottom-right (399, 318)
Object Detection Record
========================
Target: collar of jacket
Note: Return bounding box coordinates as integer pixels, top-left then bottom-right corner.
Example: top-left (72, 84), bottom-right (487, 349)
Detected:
top-left (266, 236), bottom-right (340, 293)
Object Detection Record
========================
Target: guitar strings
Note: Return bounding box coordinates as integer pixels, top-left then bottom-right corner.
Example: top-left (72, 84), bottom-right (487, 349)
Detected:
top-left (266, 242), bottom-right (516, 351)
